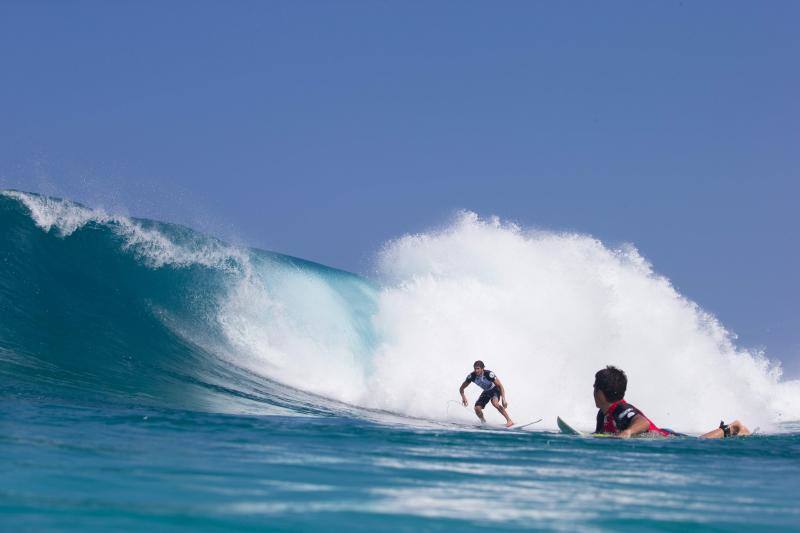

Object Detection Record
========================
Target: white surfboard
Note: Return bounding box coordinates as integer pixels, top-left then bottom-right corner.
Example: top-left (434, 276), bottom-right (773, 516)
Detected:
top-left (513, 418), bottom-right (543, 430)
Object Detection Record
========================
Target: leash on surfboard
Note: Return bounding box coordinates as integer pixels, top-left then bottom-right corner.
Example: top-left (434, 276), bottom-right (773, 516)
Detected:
top-left (446, 399), bottom-right (466, 418)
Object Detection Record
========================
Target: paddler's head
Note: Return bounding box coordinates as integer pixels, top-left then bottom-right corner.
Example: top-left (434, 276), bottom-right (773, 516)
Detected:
top-left (593, 366), bottom-right (627, 409)
top-left (473, 360), bottom-right (485, 376)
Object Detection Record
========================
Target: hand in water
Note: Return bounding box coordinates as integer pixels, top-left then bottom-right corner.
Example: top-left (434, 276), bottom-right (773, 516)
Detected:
top-left (461, 397), bottom-right (468, 407)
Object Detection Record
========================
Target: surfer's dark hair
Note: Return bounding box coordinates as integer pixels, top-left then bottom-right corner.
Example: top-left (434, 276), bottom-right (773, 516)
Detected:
top-left (473, 360), bottom-right (485, 369)
top-left (594, 366), bottom-right (627, 402)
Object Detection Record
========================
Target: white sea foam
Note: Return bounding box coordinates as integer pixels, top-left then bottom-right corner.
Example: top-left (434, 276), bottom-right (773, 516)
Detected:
top-left (361, 211), bottom-right (800, 433)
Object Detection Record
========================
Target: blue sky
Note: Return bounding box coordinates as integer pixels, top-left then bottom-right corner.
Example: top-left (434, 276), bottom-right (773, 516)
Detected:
top-left (1, 1), bottom-right (798, 376)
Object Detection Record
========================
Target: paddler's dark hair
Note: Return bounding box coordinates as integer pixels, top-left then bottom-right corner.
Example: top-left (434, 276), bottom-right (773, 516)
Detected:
top-left (473, 360), bottom-right (485, 369)
top-left (594, 366), bottom-right (627, 401)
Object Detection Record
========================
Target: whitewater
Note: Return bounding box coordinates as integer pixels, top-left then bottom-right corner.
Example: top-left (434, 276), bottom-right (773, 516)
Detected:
top-left (2, 190), bottom-right (800, 530)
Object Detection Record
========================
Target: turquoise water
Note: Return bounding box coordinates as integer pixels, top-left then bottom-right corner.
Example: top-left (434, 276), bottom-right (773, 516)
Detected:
top-left (5, 395), bottom-right (800, 531)
top-left (2, 191), bottom-right (800, 531)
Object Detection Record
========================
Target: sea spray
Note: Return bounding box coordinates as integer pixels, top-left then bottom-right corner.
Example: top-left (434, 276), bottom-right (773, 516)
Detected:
top-left (365, 211), bottom-right (799, 433)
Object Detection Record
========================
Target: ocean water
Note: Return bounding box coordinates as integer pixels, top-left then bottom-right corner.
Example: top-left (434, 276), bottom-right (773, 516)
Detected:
top-left (2, 190), bottom-right (799, 531)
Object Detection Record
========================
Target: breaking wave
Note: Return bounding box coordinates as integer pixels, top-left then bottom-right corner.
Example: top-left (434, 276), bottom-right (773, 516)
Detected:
top-left (2, 190), bottom-right (798, 433)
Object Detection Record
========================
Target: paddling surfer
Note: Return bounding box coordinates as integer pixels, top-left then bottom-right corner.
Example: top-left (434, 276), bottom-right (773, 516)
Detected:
top-left (593, 365), bottom-right (751, 439)
top-left (459, 360), bottom-right (514, 427)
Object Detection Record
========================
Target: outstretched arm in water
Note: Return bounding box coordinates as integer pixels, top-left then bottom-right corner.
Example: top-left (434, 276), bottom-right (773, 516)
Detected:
top-left (700, 420), bottom-right (751, 439)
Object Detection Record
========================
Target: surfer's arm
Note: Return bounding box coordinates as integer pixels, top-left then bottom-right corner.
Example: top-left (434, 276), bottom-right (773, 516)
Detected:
top-left (699, 419), bottom-right (751, 439)
top-left (618, 414), bottom-right (650, 438)
top-left (459, 380), bottom-right (470, 406)
top-left (494, 378), bottom-right (508, 407)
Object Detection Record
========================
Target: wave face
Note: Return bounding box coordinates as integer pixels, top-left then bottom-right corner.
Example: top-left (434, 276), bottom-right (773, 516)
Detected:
top-left (0, 191), bottom-right (377, 416)
top-left (2, 191), bottom-right (798, 432)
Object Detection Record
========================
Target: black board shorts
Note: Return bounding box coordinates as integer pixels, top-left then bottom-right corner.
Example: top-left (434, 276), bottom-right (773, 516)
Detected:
top-left (475, 387), bottom-right (501, 408)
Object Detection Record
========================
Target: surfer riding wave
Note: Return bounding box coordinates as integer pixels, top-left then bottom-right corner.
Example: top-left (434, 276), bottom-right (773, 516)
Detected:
top-left (459, 360), bottom-right (514, 427)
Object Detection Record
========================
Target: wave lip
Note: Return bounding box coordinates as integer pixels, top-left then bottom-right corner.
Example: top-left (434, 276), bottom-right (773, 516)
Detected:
top-left (2, 190), bottom-right (248, 270)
